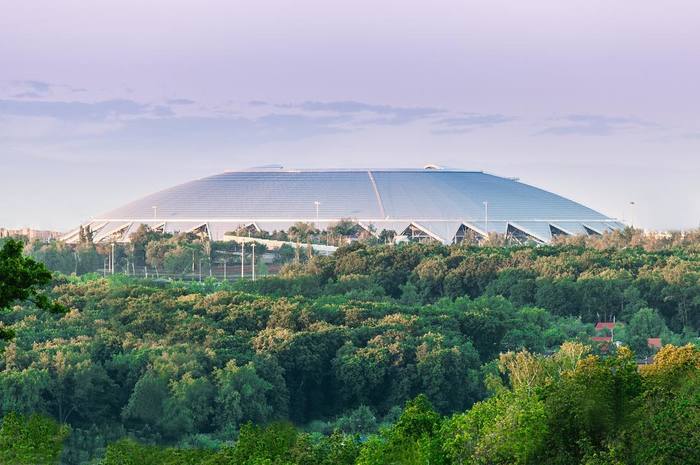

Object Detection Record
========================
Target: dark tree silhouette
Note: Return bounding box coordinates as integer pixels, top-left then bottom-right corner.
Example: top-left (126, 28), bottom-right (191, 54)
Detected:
top-left (0, 238), bottom-right (64, 340)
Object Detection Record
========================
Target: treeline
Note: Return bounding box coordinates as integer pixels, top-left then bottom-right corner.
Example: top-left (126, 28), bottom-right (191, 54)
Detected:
top-left (0, 237), bottom-right (699, 464)
top-left (20, 229), bottom-right (277, 278)
top-left (1, 273), bottom-right (599, 463)
top-left (3, 344), bottom-right (698, 465)
top-left (284, 240), bottom-right (700, 335)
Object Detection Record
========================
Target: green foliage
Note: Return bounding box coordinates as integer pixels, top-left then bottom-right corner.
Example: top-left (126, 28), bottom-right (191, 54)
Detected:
top-left (101, 438), bottom-right (214, 465)
top-left (214, 361), bottom-right (273, 434)
top-left (0, 239), bottom-right (64, 341)
top-left (624, 307), bottom-right (668, 356)
top-left (0, 412), bottom-right (70, 465)
top-left (356, 395), bottom-right (446, 465)
top-left (4, 237), bottom-right (700, 464)
top-left (442, 392), bottom-right (547, 465)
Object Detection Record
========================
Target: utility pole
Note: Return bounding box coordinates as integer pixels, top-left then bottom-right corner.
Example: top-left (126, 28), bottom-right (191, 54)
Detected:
top-left (223, 259), bottom-right (227, 281)
top-left (252, 243), bottom-right (256, 281)
top-left (199, 259), bottom-right (202, 282)
top-left (315, 201), bottom-right (323, 244)
top-left (483, 201), bottom-right (489, 240)
top-left (240, 243), bottom-right (245, 279)
top-left (152, 206), bottom-right (158, 219)
top-left (111, 243), bottom-right (115, 275)
top-left (629, 201), bottom-right (636, 228)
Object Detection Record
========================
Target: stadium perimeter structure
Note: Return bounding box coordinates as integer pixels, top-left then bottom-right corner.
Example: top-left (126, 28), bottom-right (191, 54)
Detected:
top-left (63, 166), bottom-right (624, 245)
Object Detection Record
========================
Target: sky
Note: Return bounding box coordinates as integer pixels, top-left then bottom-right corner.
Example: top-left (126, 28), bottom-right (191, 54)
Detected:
top-left (1, 0), bottom-right (699, 232)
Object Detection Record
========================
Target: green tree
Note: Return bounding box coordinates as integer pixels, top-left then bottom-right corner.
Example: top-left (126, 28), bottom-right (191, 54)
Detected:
top-left (629, 345), bottom-right (700, 464)
top-left (121, 371), bottom-right (170, 430)
top-left (441, 392), bottom-right (547, 465)
top-left (0, 368), bottom-right (50, 416)
top-left (0, 239), bottom-right (64, 341)
top-left (625, 307), bottom-right (668, 356)
top-left (356, 395), bottom-right (446, 465)
top-left (101, 438), bottom-right (213, 465)
top-left (0, 412), bottom-right (70, 465)
top-left (214, 361), bottom-right (273, 434)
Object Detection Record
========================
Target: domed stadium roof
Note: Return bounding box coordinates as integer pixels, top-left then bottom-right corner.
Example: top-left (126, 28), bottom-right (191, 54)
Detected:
top-left (64, 167), bottom-right (623, 244)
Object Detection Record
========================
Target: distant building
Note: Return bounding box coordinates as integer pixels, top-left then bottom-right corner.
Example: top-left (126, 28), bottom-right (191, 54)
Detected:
top-left (594, 322), bottom-right (617, 332)
top-left (647, 338), bottom-right (662, 349)
top-left (62, 166), bottom-right (624, 245)
top-left (590, 336), bottom-right (613, 353)
top-left (0, 227), bottom-right (62, 242)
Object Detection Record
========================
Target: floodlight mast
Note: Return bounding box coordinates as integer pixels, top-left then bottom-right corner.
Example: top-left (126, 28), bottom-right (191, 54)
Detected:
top-left (240, 243), bottom-right (245, 279)
top-left (252, 243), bottom-right (256, 281)
top-left (483, 201), bottom-right (489, 236)
top-left (629, 201), bottom-right (636, 228)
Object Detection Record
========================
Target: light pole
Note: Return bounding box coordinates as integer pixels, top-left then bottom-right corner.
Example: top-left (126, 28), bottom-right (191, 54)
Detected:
top-left (251, 243), bottom-right (256, 281)
top-left (483, 201), bottom-right (489, 236)
top-left (111, 243), bottom-right (115, 275)
top-left (314, 201), bottom-right (321, 225)
top-left (629, 201), bottom-right (636, 228)
top-left (152, 206), bottom-right (158, 220)
top-left (240, 243), bottom-right (245, 279)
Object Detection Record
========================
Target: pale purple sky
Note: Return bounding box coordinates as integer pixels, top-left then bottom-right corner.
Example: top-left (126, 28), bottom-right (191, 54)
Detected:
top-left (1, 0), bottom-right (699, 231)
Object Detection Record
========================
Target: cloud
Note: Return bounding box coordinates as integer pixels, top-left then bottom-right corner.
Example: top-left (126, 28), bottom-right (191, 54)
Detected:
top-left (0, 115), bottom-right (123, 141)
top-left (39, 113), bottom-right (349, 157)
top-left (537, 114), bottom-right (658, 136)
top-left (152, 105), bottom-right (175, 117)
top-left (167, 98), bottom-right (195, 105)
top-left (11, 92), bottom-right (43, 99)
top-left (19, 80), bottom-right (51, 94)
top-left (432, 113), bottom-right (514, 134)
top-left (279, 100), bottom-right (444, 125)
top-left (0, 98), bottom-right (152, 121)
top-left (0, 93), bottom-right (518, 157)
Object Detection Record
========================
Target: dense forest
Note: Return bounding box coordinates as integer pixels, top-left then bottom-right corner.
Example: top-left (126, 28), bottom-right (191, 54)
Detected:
top-left (0, 231), bottom-right (699, 464)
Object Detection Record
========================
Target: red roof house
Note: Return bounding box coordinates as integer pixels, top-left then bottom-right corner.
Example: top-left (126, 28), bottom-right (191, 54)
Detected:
top-left (590, 335), bottom-right (613, 353)
top-left (595, 322), bottom-right (617, 332)
top-left (647, 338), bottom-right (662, 349)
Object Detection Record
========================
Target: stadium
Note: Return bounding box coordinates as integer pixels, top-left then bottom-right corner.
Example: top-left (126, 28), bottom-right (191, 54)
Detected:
top-left (63, 166), bottom-right (623, 245)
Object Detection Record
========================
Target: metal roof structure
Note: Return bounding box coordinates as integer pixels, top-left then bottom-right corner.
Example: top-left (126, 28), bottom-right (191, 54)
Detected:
top-left (63, 166), bottom-right (623, 244)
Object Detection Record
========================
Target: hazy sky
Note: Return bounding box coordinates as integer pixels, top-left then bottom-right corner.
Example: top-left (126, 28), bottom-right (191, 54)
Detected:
top-left (1, 0), bottom-right (699, 231)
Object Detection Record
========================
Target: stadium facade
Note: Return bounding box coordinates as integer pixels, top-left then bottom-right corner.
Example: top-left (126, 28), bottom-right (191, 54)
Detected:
top-left (63, 166), bottom-right (624, 245)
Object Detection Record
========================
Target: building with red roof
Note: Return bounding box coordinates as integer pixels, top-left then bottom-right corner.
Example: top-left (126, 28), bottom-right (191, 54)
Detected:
top-left (595, 322), bottom-right (617, 332)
